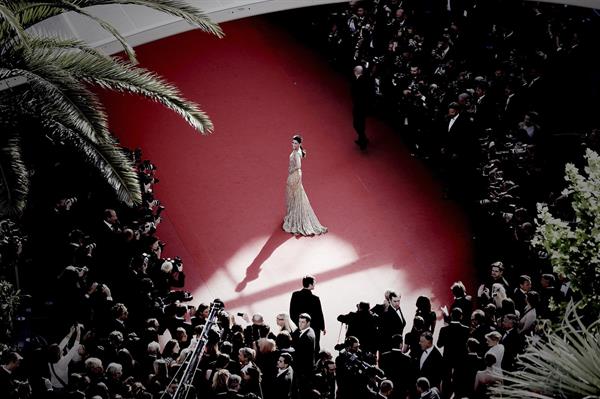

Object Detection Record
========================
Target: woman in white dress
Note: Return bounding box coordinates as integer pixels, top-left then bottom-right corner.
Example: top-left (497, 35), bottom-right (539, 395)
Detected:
top-left (283, 135), bottom-right (327, 236)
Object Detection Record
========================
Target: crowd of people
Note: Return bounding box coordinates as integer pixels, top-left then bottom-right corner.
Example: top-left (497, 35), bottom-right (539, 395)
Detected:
top-left (1, 0), bottom-right (597, 398)
top-left (1, 262), bottom-right (565, 399)
top-left (0, 147), bottom-right (197, 398)
top-left (315, 0), bottom-right (598, 275)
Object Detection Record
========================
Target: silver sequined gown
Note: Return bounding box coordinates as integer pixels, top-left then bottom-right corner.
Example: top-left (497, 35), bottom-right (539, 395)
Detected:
top-left (283, 150), bottom-right (328, 236)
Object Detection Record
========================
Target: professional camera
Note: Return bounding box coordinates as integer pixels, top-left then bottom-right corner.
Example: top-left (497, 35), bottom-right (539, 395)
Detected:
top-left (344, 352), bottom-right (374, 375)
top-left (139, 159), bottom-right (157, 172)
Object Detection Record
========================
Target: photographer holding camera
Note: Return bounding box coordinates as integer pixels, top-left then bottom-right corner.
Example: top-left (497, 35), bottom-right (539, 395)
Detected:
top-left (337, 301), bottom-right (379, 355)
top-left (151, 257), bottom-right (186, 300)
top-left (335, 335), bottom-right (376, 399)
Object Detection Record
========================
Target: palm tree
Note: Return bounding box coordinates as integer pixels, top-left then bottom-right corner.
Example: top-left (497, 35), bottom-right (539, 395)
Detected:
top-left (491, 302), bottom-right (600, 399)
top-left (0, 0), bottom-right (223, 216)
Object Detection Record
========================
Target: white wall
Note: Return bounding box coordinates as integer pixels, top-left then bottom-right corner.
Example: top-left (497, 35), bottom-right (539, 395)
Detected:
top-left (28, 0), bottom-right (600, 56)
top-left (30, 0), bottom-right (348, 55)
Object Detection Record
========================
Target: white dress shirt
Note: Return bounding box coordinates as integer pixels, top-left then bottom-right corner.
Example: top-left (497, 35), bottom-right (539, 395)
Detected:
top-left (448, 114), bottom-right (459, 132)
top-left (420, 347), bottom-right (432, 369)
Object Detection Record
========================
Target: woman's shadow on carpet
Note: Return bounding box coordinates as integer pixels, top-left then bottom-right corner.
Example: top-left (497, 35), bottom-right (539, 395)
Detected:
top-left (235, 226), bottom-right (298, 292)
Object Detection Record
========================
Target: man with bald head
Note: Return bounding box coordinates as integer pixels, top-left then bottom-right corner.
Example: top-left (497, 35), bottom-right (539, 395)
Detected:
top-left (351, 64), bottom-right (370, 150)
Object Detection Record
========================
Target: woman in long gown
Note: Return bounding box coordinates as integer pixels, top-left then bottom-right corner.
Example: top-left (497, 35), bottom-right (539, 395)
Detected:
top-left (283, 135), bottom-right (328, 236)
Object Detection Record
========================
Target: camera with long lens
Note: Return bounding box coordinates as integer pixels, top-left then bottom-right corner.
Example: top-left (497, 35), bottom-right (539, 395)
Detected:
top-left (344, 352), bottom-right (374, 375)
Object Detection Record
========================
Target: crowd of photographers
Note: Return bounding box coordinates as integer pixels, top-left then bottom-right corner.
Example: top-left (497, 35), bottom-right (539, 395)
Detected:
top-left (320, 0), bottom-right (598, 274)
top-left (0, 148), bottom-right (200, 398)
top-left (0, 226), bottom-right (565, 399)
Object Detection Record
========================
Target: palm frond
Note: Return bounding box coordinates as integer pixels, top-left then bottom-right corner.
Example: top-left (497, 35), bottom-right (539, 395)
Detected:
top-left (91, 0), bottom-right (224, 38)
top-left (26, 36), bottom-right (112, 59)
top-left (37, 0), bottom-right (138, 63)
top-left (48, 119), bottom-right (141, 205)
top-left (58, 51), bottom-right (213, 133)
top-left (3, 2), bottom-right (62, 30)
top-left (10, 0), bottom-right (223, 38)
top-left (0, 3), bottom-right (29, 48)
top-left (0, 133), bottom-right (29, 217)
top-left (491, 302), bottom-right (600, 399)
top-left (4, 63), bottom-right (110, 143)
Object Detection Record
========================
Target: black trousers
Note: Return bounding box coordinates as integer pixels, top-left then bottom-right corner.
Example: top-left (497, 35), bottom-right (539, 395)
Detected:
top-left (352, 108), bottom-right (367, 144)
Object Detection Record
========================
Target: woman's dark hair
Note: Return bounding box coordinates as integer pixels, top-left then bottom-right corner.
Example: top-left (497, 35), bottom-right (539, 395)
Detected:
top-left (293, 135), bottom-right (306, 158)
top-left (275, 331), bottom-right (292, 349)
top-left (162, 339), bottom-right (179, 359)
top-left (416, 296), bottom-right (432, 312)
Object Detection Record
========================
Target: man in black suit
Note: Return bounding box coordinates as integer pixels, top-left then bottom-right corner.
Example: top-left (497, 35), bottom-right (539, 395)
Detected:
top-left (441, 102), bottom-right (478, 199)
top-left (272, 352), bottom-right (294, 399)
top-left (351, 65), bottom-right (370, 150)
top-left (474, 81), bottom-right (497, 129)
top-left (290, 275), bottom-right (325, 354)
top-left (312, 359), bottom-right (336, 399)
top-left (216, 374), bottom-right (245, 398)
top-left (417, 332), bottom-right (443, 389)
top-left (437, 308), bottom-right (469, 363)
top-left (512, 275), bottom-right (532, 315)
top-left (500, 314), bottom-right (522, 371)
top-left (291, 313), bottom-right (316, 395)
top-left (453, 338), bottom-right (484, 399)
top-left (448, 281), bottom-right (472, 322)
top-left (437, 308), bottom-right (469, 396)
top-left (502, 81), bottom-right (526, 129)
top-left (337, 301), bottom-right (379, 355)
top-left (378, 334), bottom-right (415, 398)
top-left (470, 310), bottom-right (496, 356)
top-left (381, 291), bottom-right (406, 352)
top-left (335, 336), bottom-right (370, 399)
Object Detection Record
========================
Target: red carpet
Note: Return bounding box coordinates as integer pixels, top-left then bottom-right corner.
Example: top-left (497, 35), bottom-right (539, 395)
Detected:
top-left (100, 17), bottom-right (474, 350)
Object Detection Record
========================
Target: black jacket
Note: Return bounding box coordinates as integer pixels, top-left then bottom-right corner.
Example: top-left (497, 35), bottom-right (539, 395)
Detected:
top-left (290, 289), bottom-right (325, 332)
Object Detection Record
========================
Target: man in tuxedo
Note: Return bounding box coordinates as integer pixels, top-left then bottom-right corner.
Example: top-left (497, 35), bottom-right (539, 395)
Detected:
top-left (500, 314), bottom-right (522, 371)
top-left (290, 275), bottom-right (325, 354)
top-left (441, 102), bottom-right (478, 199)
top-left (512, 275), bottom-right (532, 314)
top-left (539, 273), bottom-right (559, 319)
top-left (474, 81), bottom-right (497, 129)
top-left (272, 353), bottom-right (294, 399)
top-left (417, 332), bottom-right (443, 389)
top-left (437, 308), bottom-right (469, 363)
top-left (351, 65), bottom-right (370, 150)
top-left (381, 291), bottom-right (406, 352)
top-left (292, 313), bottom-right (316, 395)
top-left (453, 338), bottom-right (484, 399)
top-left (503, 81), bottom-right (526, 128)
top-left (470, 310), bottom-right (496, 356)
top-left (378, 334), bottom-right (415, 398)
top-left (437, 308), bottom-right (469, 396)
